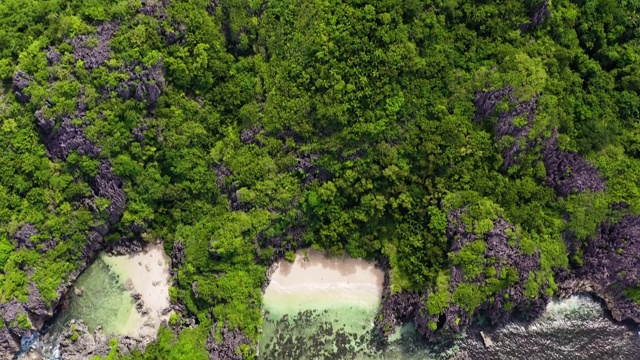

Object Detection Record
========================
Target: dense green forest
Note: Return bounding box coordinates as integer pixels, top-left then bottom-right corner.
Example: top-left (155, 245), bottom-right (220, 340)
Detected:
top-left (1, 0), bottom-right (640, 358)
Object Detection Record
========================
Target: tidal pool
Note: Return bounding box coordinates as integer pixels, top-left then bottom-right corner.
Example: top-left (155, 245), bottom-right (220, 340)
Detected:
top-left (52, 256), bottom-right (135, 335)
top-left (31, 243), bottom-right (171, 359)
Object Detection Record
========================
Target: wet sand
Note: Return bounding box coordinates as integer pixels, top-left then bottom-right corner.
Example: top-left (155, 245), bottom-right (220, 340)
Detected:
top-left (264, 249), bottom-right (384, 312)
top-left (260, 250), bottom-right (385, 357)
top-left (101, 242), bottom-right (172, 338)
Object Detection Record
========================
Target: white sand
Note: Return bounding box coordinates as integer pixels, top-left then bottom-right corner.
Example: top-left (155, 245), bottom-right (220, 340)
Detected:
top-left (263, 249), bottom-right (384, 314)
top-left (101, 242), bottom-right (172, 338)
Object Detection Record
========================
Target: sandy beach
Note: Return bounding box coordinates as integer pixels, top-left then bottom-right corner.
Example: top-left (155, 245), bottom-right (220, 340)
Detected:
top-left (260, 249), bottom-right (385, 357)
top-left (263, 249), bottom-right (384, 314)
top-left (101, 242), bottom-right (172, 338)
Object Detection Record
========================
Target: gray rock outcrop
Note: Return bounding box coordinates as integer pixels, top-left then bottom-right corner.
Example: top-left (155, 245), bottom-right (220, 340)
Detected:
top-left (205, 323), bottom-right (251, 360)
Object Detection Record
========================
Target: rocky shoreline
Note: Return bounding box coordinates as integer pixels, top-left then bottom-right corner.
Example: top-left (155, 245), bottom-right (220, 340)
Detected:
top-left (9, 243), bottom-right (174, 360)
top-left (50, 320), bottom-right (154, 360)
top-left (557, 278), bottom-right (640, 325)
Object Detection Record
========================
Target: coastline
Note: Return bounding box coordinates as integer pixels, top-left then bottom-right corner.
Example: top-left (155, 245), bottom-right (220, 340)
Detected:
top-left (17, 242), bottom-right (173, 360)
top-left (100, 242), bottom-right (173, 338)
top-left (263, 249), bottom-right (384, 313)
top-left (260, 249), bottom-right (385, 357)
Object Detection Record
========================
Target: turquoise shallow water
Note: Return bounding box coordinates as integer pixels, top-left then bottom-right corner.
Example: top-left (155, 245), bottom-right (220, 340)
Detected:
top-left (31, 256), bottom-right (138, 360)
top-left (53, 256), bottom-right (135, 335)
top-left (259, 302), bottom-right (452, 359)
top-left (260, 288), bottom-right (640, 359)
top-left (259, 276), bottom-right (447, 359)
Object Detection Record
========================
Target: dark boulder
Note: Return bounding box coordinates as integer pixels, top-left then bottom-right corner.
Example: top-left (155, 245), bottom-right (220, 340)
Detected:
top-left (70, 23), bottom-right (118, 69)
top-left (12, 70), bottom-right (32, 104)
top-left (106, 239), bottom-right (145, 256)
top-left (205, 323), bottom-right (251, 360)
top-left (542, 130), bottom-right (606, 196)
top-left (521, 1), bottom-right (551, 33)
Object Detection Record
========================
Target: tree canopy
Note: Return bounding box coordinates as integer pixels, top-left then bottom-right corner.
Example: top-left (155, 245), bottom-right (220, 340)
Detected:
top-left (1, 0), bottom-right (640, 359)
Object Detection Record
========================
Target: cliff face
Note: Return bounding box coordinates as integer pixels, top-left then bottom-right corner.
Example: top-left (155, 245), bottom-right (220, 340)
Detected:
top-left (0, 109), bottom-right (127, 360)
top-left (374, 73), bottom-right (623, 344)
top-left (558, 216), bottom-right (640, 323)
top-left (0, 24), bottom-right (142, 360)
top-left (1, 11), bottom-right (172, 357)
top-left (376, 213), bottom-right (548, 342)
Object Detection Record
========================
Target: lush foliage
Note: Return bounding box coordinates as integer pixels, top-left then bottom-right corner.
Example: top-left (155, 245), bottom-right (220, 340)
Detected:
top-left (1, 0), bottom-right (639, 358)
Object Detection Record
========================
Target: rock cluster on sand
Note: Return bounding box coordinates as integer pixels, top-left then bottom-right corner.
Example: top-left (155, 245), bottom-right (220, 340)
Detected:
top-left (100, 243), bottom-right (173, 339)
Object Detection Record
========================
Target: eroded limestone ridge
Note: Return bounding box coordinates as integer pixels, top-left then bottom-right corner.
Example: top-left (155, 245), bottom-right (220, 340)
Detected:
top-left (376, 213), bottom-right (547, 342)
top-left (542, 130), bottom-right (606, 197)
top-left (473, 86), bottom-right (606, 196)
top-left (559, 215), bottom-right (640, 323)
top-left (206, 323), bottom-right (251, 360)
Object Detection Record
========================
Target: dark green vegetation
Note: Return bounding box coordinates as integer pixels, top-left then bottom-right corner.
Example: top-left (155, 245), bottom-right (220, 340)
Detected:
top-left (1, 0), bottom-right (640, 359)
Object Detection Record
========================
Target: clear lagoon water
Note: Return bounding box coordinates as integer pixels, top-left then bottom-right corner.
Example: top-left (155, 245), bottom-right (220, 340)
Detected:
top-left (260, 275), bottom-right (640, 360)
top-left (21, 253), bottom-right (640, 360)
top-left (259, 293), bottom-right (640, 359)
top-left (53, 256), bottom-right (136, 335)
top-left (29, 255), bottom-right (137, 359)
